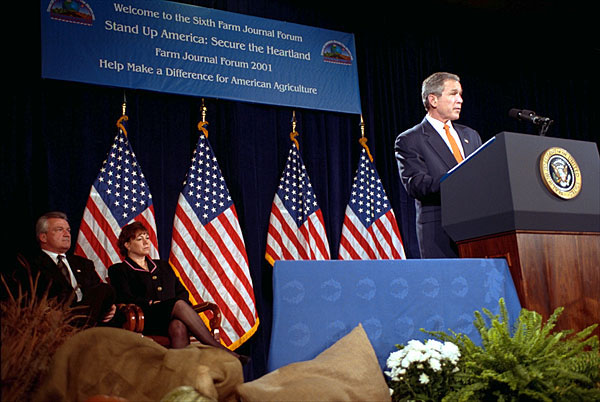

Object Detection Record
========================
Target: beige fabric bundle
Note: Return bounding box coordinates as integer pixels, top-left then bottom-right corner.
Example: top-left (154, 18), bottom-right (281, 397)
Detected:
top-left (236, 324), bottom-right (391, 401)
top-left (33, 327), bottom-right (243, 402)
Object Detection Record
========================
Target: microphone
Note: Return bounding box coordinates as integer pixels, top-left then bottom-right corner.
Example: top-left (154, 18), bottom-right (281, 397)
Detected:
top-left (508, 108), bottom-right (552, 125)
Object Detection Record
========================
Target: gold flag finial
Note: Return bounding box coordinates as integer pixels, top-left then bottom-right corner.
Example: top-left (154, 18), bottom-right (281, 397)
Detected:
top-left (358, 115), bottom-right (373, 162)
top-left (360, 114), bottom-right (365, 138)
top-left (201, 98), bottom-right (207, 123)
top-left (292, 110), bottom-right (297, 133)
top-left (198, 99), bottom-right (209, 138)
top-left (290, 110), bottom-right (299, 149)
top-left (122, 92), bottom-right (127, 116)
top-left (117, 92), bottom-right (128, 137)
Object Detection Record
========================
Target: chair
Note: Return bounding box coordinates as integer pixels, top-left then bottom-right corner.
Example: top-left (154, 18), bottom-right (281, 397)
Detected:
top-left (117, 301), bottom-right (222, 347)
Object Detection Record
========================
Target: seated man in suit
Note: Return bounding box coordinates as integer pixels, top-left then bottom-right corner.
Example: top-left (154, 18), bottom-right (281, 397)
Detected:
top-left (24, 211), bottom-right (116, 326)
top-left (395, 72), bottom-right (482, 258)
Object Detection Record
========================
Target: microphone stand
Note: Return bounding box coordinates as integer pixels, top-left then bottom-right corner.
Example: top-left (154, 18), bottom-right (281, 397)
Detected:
top-left (536, 119), bottom-right (553, 136)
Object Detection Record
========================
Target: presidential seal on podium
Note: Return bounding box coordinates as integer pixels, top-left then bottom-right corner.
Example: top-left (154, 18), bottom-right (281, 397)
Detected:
top-left (540, 147), bottom-right (582, 200)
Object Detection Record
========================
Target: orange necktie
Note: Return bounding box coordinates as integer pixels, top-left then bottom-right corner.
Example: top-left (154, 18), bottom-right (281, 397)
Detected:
top-left (444, 124), bottom-right (463, 163)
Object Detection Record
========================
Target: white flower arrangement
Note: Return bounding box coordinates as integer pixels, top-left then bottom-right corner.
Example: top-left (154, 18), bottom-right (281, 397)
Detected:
top-left (385, 339), bottom-right (461, 401)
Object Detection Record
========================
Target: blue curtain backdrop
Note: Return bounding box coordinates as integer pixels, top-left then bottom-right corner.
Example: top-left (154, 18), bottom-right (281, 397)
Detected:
top-left (5, 0), bottom-right (597, 380)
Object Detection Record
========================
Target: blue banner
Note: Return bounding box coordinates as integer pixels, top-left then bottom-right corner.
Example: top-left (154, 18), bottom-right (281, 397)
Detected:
top-left (41, 0), bottom-right (362, 114)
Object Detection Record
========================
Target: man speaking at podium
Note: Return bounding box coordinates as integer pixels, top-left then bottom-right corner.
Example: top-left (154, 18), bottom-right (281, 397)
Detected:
top-left (395, 72), bottom-right (482, 258)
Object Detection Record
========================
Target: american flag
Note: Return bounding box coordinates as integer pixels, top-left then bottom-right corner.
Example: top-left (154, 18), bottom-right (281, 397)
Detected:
top-left (75, 116), bottom-right (159, 281)
top-left (265, 142), bottom-right (330, 265)
top-left (338, 148), bottom-right (406, 260)
top-left (169, 124), bottom-right (258, 349)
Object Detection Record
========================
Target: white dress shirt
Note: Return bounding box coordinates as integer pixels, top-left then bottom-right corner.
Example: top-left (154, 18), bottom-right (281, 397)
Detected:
top-left (425, 115), bottom-right (465, 159)
top-left (42, 250), bottom-right (83, 302)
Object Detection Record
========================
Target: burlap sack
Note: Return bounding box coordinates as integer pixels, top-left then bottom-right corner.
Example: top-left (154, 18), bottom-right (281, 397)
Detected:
top-left (33, 327), bottom-right (243, 402)
top-left (236, 324), bottom-right (391, 401)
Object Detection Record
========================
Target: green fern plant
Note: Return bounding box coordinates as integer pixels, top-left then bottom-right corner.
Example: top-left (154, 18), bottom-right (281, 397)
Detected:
top-left (426, 298), bottom-right (600, 402)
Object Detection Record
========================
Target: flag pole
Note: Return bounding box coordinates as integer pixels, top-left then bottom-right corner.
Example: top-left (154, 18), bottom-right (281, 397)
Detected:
top-left (117, 92), bottom-right (128, 137)
top-left (360, 114), bottom-right (365, 138)
top-left (359, 114), bottom-right (373, 162)
top-left (198, 99), bottom-right (209, 138)
top-left (290, 110), bottom-right (299, 149)
top-left (292, 110), bottom-right (297, 133)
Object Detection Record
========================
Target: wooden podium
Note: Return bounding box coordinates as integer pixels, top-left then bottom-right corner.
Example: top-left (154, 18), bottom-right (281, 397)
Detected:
top-left (441, 132), bottom-right (600, 337)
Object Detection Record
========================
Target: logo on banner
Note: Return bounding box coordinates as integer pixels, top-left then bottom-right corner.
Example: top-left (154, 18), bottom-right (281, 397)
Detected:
top-left (539, 147), bottom-right (582, 200)
top-left (321, 41), bottom-right (353, 65)
top-left (47, 0), bottom-right (95, 26)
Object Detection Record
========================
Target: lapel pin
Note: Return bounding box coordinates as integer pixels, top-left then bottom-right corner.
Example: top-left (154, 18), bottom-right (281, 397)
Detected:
top-left (464, 139), bottom-right (469, 143)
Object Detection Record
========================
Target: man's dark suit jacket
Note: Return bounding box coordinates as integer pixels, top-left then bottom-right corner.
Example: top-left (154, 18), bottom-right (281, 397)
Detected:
top-left (28, 252), bottom-right (101, 300)
top-left (395, 117), bottom-right (482, 258)
top-left (22, 251), bottom-right (115, 325)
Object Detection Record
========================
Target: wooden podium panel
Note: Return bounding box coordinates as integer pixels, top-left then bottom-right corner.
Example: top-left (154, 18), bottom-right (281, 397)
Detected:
top-left (458, 231), bottom-right (600, 338)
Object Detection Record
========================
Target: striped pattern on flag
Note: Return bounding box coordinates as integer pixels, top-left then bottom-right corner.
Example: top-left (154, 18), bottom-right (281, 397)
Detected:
top-left (169, 129), bottom-right (258, 349)
top-left (265, 143), bottom-right (330, 266)
top-left (338, 148), bottom-right (406, 260)
top-left (75, 117), bottom-right (159, 281)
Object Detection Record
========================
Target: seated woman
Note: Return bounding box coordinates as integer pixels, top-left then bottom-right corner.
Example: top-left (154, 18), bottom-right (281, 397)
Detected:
top-left (109, 221), bottom-right (248, 363)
